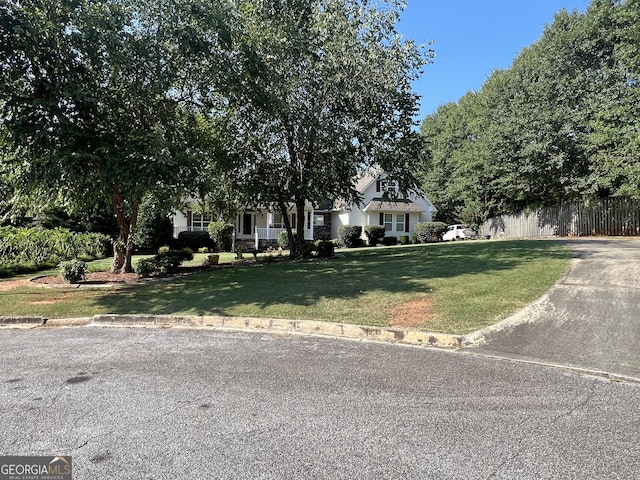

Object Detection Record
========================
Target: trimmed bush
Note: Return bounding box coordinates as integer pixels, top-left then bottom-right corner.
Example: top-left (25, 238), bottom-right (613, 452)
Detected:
top-left (337, 225), bottom-right (363, 248)
top-left (364, 225), bottom-right (386, 246)
top-left (315, 240), bottom-right (335, 258)
top-left (414, 222), bottom-right (448, 243)
top-left (58, 259), bottom-right (87, 283)
top-left (176, 231), bottom-right (214, 251)
top-left (400, 235), bottom-right (410, 245)
top-left (133, 198), bottom-right (173, 252)
top-left (135, 258), bottom-right (158, 278)
top-left (278, 229), bottom-right (295, 249)
top-left (382, 236), bottom-right (397, 246)
top-left (300, 241), bottom-right (316, 259)
top-left (135, 248), bottom-right (194, 277)
top-left (208, 221), bottom-right (234, 252)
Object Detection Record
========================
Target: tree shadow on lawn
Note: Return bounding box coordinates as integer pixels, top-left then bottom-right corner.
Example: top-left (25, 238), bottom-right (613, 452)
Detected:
top-left (96, 240), bottom-right (569, 317)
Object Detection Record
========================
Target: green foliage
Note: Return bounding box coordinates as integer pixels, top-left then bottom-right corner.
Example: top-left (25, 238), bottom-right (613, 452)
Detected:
top-left (218, 0), bottom-right (430, 257)
top-left (337, 225), bottom-right (363, 248)
top-left (58, 259), bottom-right (88, 284)
top-left (414, 222), bottom-right (448, 243)
top-left (364, 225), bottom-right (386, 246)
top-left (133, 197), bottom-right (174, 253)
top-left (300, 242), bottom-right (316, 259)
top-left (177, 231), bottom-right (214, 252)
top-left (420, 0), bottom-right (640, 218)
top-left (207, 221), bottom-right (234, 252)
top-left (382, 236), bottom-right (397, 246)
top-left (0, 227), bottom-right (109, 276)
top-left (135, 248), bottom-right (194, 277)
top-left (400, 235), bottom-right (410, 245)
top-left (135, 258), bottom-right (159, 278)
top-left (278, 229), bottom-right (295, 249)
top-left (315, 240), bottom-right (335, 258)
top-left (0, 0), bottom-right (229, 272)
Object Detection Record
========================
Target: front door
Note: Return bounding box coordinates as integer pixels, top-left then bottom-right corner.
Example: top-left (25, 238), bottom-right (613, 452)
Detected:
top-left (242, 213), bottom-right (254, 236)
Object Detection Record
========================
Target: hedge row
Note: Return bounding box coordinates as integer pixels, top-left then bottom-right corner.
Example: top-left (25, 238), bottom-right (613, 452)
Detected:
top-left (0, 227), bottom-right (111, 276)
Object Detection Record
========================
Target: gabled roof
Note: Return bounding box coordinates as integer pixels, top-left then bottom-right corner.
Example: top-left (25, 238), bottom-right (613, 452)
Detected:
top-left (354, 168), bottom-right (383, 193)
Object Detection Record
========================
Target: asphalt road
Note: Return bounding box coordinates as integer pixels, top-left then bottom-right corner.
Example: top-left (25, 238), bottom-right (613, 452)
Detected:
top-left (467, 239), bottom-right (640, 381)
top-left (1, 327), bottom-right (639, 479)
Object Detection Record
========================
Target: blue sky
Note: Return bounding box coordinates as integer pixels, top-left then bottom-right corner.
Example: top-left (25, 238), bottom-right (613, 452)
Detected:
top-left (398, 0), bottom-right (591, 123)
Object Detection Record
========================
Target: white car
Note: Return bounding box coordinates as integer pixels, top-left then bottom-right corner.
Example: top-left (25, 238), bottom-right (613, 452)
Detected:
top-left (442, 224), bottom-right (477, 241)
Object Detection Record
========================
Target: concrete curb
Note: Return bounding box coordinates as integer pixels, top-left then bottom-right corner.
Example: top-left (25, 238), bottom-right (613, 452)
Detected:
top-left (0, 316), bottom-right (47, 326)
top-left (30, 314), bottom-right (463, 349)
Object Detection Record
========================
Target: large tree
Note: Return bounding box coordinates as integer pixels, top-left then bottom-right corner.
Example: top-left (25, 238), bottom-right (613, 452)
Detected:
top-left (0, 0), bottom-right (229, 272)
top-left (215, 0), bottom-right (430, 256)
top-left (420, 0), bottom-right (640, 220)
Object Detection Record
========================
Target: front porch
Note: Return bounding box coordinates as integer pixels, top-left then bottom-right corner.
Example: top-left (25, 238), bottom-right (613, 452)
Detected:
top-left (172, 208), bottom-right (316, 250)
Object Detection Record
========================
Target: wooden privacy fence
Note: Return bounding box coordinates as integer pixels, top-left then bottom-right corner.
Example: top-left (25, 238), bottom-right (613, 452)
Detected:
top-left (481, 197), bottom-right (640, 239)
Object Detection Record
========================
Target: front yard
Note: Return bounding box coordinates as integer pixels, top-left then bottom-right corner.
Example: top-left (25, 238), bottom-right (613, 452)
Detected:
top-left (0, 240), bottom-right (571, 335)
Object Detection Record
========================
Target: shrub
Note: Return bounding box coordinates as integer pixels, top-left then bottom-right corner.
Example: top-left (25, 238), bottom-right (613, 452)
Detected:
top-left (158, 245), bottom-right (170, 254)
top-left (135, 248), bottom-right (193, 277)
top-left (133, 197), bottom-right (174, 252)
top-left (157, 248), bottom-right (194, 274)
top-left (300, 241), bottom-right (316, 259)
top-left (135, 258), bottom-right (159, 278)
top-left (278, 229), bottom-right (295, 249)
top-left (0, 227), bottom-right (109, 277)
top-left (315, 240), bottom-right (335, 258)
top-left (382, 236), bottom-right (397, 246)
top-left (364, 225), bottom-right (386, 246)
top-left (177, 231), bottom-right (214, 251)
top-left (207, 221), bottom-right (234, 252)
top-left (58, 259), bottom-right (87, 283)
top-left (414, 222), bottom-right (448, 243)
top-left (400, 235), bottom-right (410, 245)
top-left (337, 225), bottom-right (363, 248)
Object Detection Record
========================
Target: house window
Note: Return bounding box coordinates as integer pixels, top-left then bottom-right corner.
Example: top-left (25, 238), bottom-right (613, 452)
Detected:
top-left (270, 212), bottom-right (297, 229)
top-left (313, 215), bottom-right (324, 227)
top-left (383, 213), bottom-right (405, 232)
top-left (271, 213), bottom-right (284, 228)
top-left (384, 213), bottom-right (393, 231)
top-left (191, 212), bottom-right (214, 232)
top-left (380, 179), bottom-right (398, 193)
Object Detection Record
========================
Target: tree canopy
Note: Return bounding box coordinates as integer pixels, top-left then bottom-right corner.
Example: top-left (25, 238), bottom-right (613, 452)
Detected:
top-left (1, 0), bottom-right (430, 263)
top-left (212, 0), bottom-right (431, 255)
top-left (420, 0), bottom-right (640, 225)
top-left (0, 0), bottom-right (229, 271)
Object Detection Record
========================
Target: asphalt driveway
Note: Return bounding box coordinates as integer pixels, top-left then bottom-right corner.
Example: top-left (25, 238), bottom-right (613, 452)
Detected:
top-left (466, 239), bottom-right (640, 381)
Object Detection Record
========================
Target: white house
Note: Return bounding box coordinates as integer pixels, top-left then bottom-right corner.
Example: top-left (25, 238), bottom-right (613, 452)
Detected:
top-left (331, 170), bottom-right (437, 241)
top-left (171, 170), bottom-right (436, 248)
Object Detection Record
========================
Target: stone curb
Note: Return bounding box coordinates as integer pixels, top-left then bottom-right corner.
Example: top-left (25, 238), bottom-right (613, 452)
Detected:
top-left (43, 314), bottom-right (463, 348)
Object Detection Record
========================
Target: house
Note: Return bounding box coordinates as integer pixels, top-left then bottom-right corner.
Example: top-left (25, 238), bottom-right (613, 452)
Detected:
top-left (171, 170), bottom-right (436, 248)
top-left (331, 170), bottom-right (437, 241)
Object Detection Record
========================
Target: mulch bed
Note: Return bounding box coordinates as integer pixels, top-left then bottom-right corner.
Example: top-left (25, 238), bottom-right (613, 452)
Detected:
top-left (30, 264), bottom-right (218, 286)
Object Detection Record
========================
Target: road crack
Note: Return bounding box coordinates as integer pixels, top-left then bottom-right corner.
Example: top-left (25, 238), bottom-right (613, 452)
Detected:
top-left (485, 380), bottom-right (597, 479)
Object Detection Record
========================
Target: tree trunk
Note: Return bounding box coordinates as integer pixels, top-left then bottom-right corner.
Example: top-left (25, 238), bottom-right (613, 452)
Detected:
top-left (294, 198), bottom-right (306, 258)
top-left (278, 200), bottom-right (297, 258)
top-left (110, 193), bottom-right (139, 273)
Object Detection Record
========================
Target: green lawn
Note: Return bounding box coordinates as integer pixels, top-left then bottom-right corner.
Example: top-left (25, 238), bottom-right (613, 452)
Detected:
top-left (0, 240), bottom-right (571, 334)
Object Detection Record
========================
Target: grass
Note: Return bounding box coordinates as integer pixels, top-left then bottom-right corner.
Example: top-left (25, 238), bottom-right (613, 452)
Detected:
top-left (0, 240), bottom-right (571, 334)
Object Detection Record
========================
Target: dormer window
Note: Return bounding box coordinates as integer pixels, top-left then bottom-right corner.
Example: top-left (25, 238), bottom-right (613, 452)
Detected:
top-left (376, 178), bottom-right (398, 193)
